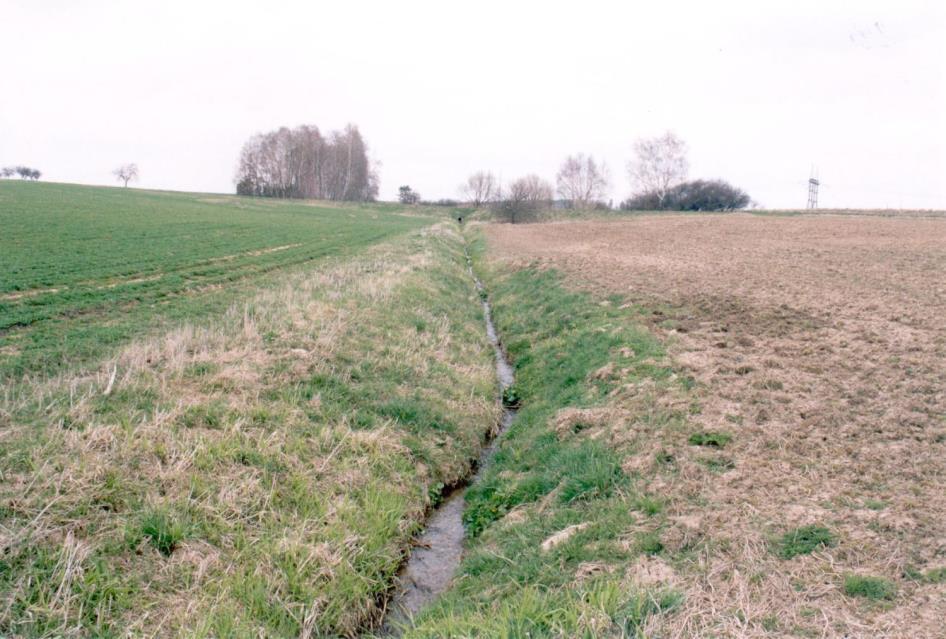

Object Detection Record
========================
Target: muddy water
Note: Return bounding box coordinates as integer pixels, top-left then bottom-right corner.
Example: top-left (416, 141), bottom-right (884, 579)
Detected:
top-left (378, 249), bottom-right (517, 634)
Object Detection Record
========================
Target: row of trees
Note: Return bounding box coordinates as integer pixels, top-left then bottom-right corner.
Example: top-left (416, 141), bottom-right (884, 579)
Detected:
top-left (454, 132), bottom-right (750, 221)
top-left (458, 155), bottom-right (609, 212)
top-left (235, 124), bottom-right (378, 201)
top-left (455, 157), bottom-right (610, 223)
top-left (2, 164), bottom-right (140, 186)
top-left (1, 166), bottom-right (41, 180)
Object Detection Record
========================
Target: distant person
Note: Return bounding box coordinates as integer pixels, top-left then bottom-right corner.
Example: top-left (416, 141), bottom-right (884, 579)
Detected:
top-left (457, 216), bottom-right (463, 224)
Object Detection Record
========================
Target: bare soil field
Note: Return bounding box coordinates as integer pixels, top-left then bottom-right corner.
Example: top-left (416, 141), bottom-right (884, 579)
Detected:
top-left (486, 214), bottom-right (946, 637)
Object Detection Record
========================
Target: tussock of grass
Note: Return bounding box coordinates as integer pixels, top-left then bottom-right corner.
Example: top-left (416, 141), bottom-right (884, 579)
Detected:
top-left (134, 509), bottom-right (187, 556)
top-left (698, 456), bottom-right (735, 472)
top-left (922, 567), bottom-right (946, 583)
top-left (687, 430), bottom-right (732, 448)
top-left (777, 525), bottom-right (836, 559)
top-left (842, 574), bottom-right (896, 600)
top-left (0, 224), bottom-right (498, 637)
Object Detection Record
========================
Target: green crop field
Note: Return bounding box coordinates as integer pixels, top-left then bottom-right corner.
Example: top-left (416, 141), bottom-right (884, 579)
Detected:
top-left (0, 182), bottom-right (432, 379)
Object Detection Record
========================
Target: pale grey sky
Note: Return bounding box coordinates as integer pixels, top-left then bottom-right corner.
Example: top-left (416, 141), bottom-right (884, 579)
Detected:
top-left (2, 0), bottom-right (944, 208)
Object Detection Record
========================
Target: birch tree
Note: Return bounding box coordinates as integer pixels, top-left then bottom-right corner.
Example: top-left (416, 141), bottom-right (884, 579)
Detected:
top-left (555, 154), bottom-right (610, 209)
top-left (627, 132), bottom-right (689, 205)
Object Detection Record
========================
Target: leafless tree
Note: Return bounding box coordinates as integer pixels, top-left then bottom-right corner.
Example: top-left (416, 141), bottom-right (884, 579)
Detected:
top-left (460, 171), bottom-right (498, 207)
top-left (234, 124), bottom-right (378, 201)
top-left (113, 163), bottom-right (139, 187)
top-left (555, 154), bottom-right (610, 209)
top-left (627, 131), bottom-right (689, 205)
top-left (495, 174), bottom-right (553, 223)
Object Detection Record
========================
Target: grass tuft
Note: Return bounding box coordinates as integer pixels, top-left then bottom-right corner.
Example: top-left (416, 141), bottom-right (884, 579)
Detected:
top-left (637, 531), bottom-right (665, 555)
top-left (842, 574), bottom-right (896, 600)
top-left (137, 509), bottom-right (186, 556)
top-left (777, 524), bottom-right (836, 559)
top-left (687, 431), bottom-right (732, 448)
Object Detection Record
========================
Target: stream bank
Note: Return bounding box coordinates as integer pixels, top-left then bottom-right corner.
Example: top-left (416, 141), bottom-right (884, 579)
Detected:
top-left (377, 238), bottom-right (517, 634)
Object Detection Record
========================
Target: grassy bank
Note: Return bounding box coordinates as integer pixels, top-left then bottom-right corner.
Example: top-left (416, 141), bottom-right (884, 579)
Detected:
top-left (396, 231), bottom-right (694, 637)
top-left (0, 225), bottom-right (499, 637)
top-left (0, 182), bottom-right (432, 380)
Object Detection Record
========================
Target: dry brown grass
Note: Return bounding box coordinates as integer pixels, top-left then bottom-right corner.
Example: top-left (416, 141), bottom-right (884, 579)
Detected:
top-left (486, 213), bottom-right (946, 638)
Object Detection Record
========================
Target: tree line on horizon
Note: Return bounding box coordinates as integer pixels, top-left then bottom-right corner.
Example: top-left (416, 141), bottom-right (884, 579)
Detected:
top-left (234, 124), bottom-right (378, 201)
top-left (445, 132), bottom-right (750, 222)
top-left (231, 125), bottom-right (748, 215)
top-left (1, 166), bottom-right (42, 180)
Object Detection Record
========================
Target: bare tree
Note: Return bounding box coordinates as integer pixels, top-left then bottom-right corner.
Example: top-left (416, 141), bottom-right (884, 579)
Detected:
top-left (555, 154), bottom-right (610, 209)
top-left (495, 174), bottom-right (553, 223)
top-left (234, 124), bottom-right (377, 201)
top-left (627, 131), bottom-right (689, 205)
top-left (1, 167), bottom-right (14, 178)
top-left (460, 171), bottom-right (498, 207)
top-left (113, 163), bottom-right (139, 187)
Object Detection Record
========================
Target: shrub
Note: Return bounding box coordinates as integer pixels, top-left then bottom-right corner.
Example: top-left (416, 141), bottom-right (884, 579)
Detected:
top-left (621, 179), bottom-right (750, 212)
top-left (398, 185), bottom-right (420, 204)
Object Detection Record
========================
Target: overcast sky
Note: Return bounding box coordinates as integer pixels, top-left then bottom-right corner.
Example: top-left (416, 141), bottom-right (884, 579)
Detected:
top-left (2, 0), bottom-right (944, 209)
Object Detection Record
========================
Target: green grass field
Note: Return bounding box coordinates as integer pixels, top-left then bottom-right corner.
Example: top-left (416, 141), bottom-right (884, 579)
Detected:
top-left (0, 182), bottom-right (432, 379)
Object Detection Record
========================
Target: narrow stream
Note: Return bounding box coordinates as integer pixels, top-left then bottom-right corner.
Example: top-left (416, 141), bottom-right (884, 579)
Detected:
top-left (378, 246), bottom-right (517, 635)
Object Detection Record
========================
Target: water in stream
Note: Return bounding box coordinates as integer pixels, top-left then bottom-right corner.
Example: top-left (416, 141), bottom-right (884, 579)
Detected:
top-left (378, 251), bottom-right (516, 634)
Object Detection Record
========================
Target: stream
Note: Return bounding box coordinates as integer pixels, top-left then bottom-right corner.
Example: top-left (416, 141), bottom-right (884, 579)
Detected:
top-left (377, 246), bottom-right (517, 635)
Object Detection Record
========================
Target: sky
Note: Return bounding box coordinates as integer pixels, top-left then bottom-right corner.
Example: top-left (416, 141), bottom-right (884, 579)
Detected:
top-left (2, 0), bottom-right (944, 209)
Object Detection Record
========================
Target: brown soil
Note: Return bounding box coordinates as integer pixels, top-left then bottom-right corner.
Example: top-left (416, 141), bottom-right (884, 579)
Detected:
top-left (486, 213), bottom-right (946, 638)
